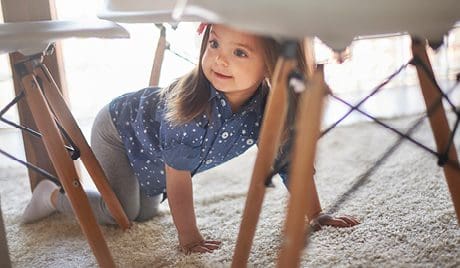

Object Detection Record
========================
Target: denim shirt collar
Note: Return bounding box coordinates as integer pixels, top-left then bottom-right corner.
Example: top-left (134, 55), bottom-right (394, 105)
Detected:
top-left (208, 83), bottom-right (219, 101)
top-left (208, 82), bottom-right (267, 116)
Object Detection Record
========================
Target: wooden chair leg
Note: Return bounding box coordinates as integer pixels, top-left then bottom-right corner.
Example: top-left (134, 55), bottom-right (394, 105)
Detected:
top-left (9, 52), bottom-right (58, 191)
top-left (34, 65), bottom-right (131, 230)
top-left (0, 198), bottom-right (12, 268)
top-left (21, 74), bottom-right (116, 268)
top-left (412, 38), bottom-right (460, 224)
top-left (232, 43), bottom-right (298, 267)
top-left (277, 67), bottom-right (326, 268)
top-left (149, 25), bottom-right (167, 87)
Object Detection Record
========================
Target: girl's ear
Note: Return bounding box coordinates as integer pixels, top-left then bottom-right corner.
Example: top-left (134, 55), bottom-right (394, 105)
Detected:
top-left (264, 68), bottom-right (270, 80)
top-left (265, 70), bottom-right (271, 82)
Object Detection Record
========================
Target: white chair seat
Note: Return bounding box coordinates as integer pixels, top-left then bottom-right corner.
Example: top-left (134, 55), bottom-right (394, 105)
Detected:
top-left (175, 0), bottom-right (460, 50)
top-left (98, 0), bottom-right (200, 23)
top-left (0, 19), bottom-right (129, 56)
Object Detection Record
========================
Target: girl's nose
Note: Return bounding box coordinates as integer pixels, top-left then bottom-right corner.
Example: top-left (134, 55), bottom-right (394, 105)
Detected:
top-left (215, 54), bottom-right (228, 67)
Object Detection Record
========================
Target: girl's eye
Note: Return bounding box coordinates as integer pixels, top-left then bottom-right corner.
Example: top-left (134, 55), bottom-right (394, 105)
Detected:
top-left (234, 49), bottom-right (248, 58)
top-left (209, 40), bottom-right (219, 49)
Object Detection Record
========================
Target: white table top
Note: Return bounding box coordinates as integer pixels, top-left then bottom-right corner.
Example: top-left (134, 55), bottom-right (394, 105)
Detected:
top-left (175, 0), bottom-right (460, 50)
top-left (98, 0), bottom-right (200, 23)
top-left (0, 19), bottom-right (129, 56)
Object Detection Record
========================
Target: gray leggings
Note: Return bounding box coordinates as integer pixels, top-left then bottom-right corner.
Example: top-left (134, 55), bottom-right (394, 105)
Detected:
top-left (56, 105), bottom-right (162, 225)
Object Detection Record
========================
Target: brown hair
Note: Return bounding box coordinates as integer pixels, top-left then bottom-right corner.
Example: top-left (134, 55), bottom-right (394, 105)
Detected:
top-left (161, 24), bottom-right (307, 127)
top-left (160, 25), bottom-right (212, 125)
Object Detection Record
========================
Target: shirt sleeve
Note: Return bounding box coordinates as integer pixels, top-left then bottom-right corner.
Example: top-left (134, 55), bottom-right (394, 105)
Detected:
top-left (273, 140), bottom-right (292, 190)
top-left (277, 162), bottom-right (290, 190)
top-left (256, 142), bottom-right (291, 190)
top-left (274, 138), bottom-right (315, 191)
top-left (276, 161), bottom-right (316, 191)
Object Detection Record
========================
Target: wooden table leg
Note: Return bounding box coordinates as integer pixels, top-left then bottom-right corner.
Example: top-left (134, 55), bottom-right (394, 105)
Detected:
top-left (35, 64), bottom-right (131, 230)
top-left (412, 38), bottom-right (460, 224)
top-left (21, 74), bottom-right (116, 268)
top-left (232, 42), bottom-right (298, 268)
top-left (277, 67), bottom-right (326, 268)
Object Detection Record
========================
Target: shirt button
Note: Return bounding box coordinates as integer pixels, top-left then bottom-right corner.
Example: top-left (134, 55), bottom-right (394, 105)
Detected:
top-left (221, 132), bottom-right (229, 139)
top-left (221, 99), bottom-right (226, 106)
top-left (246, 139), bottom-right (254, 145)
top-left (205, 159), bottom-right (213, 164)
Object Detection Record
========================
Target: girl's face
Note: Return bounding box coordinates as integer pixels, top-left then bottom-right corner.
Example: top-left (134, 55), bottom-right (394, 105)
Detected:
top-left (201, 24), bottom-right (266, 97)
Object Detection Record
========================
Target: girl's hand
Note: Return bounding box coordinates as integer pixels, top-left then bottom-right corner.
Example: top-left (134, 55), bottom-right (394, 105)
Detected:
top-left (309, 213), bottom-right (360, 231)
top-left (180, 236), bottom-right (222, 255)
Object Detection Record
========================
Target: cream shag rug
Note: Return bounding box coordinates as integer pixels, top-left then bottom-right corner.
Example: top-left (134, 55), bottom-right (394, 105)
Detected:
top-left (1, 115), bottom-right (460, 267)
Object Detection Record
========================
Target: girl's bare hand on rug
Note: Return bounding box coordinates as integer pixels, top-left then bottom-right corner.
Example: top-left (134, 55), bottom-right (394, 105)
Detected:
top-left (179, 234), bottom-right (222, 255)
top-left (309, 213), bottom-right (360, 231)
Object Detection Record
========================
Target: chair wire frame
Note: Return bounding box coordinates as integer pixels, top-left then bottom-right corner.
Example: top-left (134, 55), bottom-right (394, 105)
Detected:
top-left (267, 56), bottom-right (460, 187)
top-left (0, 52), bottom-right (83, 190)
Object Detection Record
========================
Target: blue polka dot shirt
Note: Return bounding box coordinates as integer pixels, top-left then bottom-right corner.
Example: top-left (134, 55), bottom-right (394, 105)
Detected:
top-left (109, 83), bottom-right (288, 197)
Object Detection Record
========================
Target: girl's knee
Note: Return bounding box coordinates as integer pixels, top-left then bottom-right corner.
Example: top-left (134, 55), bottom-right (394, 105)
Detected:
top-left (122, 203), bottom-right (141, 222)
top-left (135, 194), bottom-right (162, 222)
top-left (135, 206), bottom-right (159, 222)
top-left (104, 194), bottom-right (140, 222)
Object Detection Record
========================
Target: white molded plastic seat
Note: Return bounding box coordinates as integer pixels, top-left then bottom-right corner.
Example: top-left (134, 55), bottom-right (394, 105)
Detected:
top-left (0, 19), bottom-right (129, 56)
top-left (174, 0), bottom-right (460, 50)
top-left (98, 0), bottom-right (200, 23)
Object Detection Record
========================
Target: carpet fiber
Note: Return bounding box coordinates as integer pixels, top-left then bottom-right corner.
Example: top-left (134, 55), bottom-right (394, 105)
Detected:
top-left (1, 115), bottom-right (460, 267)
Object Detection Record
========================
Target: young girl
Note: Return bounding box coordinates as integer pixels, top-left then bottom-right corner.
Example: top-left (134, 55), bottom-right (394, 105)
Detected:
top-left (22, 24), bottom-right (359, 254)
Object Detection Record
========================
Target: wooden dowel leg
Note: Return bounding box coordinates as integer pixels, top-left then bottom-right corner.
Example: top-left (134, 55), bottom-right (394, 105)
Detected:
top-left (9, 52), bottom-right (57, 191)
top-left (35, 65), bottom-right (131, 230)
top-left (149, 25), bottom-right (167, 87)
top-left (231, 54), bottom-right (297, 267)
top-left (277, 68), bottom-right (326, 268)
top-left (21, 74), bottom-right (115, 268)
top-left (301, 40), bottom-right (323, 221)
top-left (412, 38), bottom-right (460, 224)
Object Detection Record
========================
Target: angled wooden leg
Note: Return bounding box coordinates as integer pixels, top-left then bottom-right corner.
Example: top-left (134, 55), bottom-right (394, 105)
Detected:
top-left (21, 74), bottom-right (116, 268)
top-left (412, 38), bottom-right (460, 223)
top-left (232, 42), bottom-right (298, 268)
top-left (277, 67), bottom-right (326, 268)
top-left (9, 52), bottom-right (58, 191)
top-left (34, 64), bottom-right (131, 230)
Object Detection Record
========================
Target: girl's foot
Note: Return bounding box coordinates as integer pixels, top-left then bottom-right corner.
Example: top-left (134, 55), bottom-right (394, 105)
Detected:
top-left (22, 180), bottom-right (58, 223)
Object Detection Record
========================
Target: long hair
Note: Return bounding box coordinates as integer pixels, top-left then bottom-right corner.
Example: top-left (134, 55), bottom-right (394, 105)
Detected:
top-left (161, 25), bottom-right (307, 160)
top-left (160, 25), bottom-right (212, 125)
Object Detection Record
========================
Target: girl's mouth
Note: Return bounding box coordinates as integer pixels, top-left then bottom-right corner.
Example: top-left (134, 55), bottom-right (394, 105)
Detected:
top-left (213, 70), bottom-right (232, 79)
